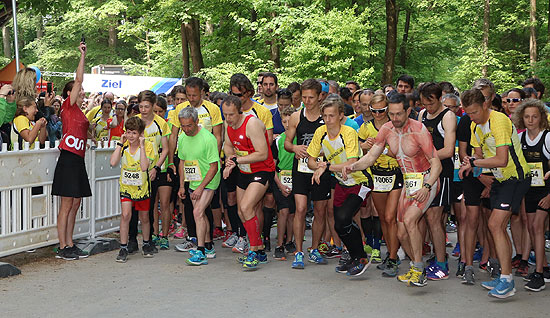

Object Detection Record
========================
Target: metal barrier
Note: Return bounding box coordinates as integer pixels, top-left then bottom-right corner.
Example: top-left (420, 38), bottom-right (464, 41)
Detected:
top-left (0, 140), bottom-right (121, 258)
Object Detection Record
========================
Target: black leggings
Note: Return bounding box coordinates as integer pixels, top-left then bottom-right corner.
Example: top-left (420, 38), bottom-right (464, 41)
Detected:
top-left (334, 194), bottom-right (368, 260)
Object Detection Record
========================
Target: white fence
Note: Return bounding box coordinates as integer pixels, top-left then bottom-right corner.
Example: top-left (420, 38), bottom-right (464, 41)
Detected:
top-left (0, 141), bottom-right (121, 257)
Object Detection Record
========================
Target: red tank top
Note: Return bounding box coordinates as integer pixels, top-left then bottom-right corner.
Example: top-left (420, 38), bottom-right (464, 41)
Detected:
top-left (227, 115), bottom-right (275, 174)
top-left (59, 97), bottom-right (90, 157)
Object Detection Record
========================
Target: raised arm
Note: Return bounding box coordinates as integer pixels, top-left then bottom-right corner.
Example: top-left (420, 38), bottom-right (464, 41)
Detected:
top-left (70, 42), bottom-right (86, 106)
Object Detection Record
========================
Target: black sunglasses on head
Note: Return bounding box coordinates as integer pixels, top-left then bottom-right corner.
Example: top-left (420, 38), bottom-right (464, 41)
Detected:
top-left (230, 91), bottom-right (245, 97)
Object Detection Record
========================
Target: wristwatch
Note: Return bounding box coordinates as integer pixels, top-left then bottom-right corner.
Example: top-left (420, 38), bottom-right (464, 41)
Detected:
top-left (469, 157), bottom-right (476, 167)
top-left (231, 157), bottom-right (238, 165)
top-left (423, 183), bottom-right (432, 190)
top-left (325, 162), bottom-right (331, 171)
top-left (116, 142), bottom-right (124, 147)
top-left (154, 165), bottom-right (161, 173)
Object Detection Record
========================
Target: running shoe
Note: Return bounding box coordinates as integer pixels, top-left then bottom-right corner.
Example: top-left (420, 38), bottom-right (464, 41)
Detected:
top-left (173, 225), bottom-right (187, 239)
top-left (516, 263), bottom-right (529, 277)
top-left (382, 259), bottom-right (399, 277)
top-left (408, 268), bottom-right (427, 287)
top-left (318, 242), bottom-right (329, 255)
top-left (347, 258), bottom-right (370, 277)
top-left (257, 252), bottom-right (268, 264)
top-left (370, 249), bottom-right (382, 263)
top-left (175, 238), bottom-right (197, 252)
top-left (222, 230), bottom-right (233, 242)
top-left (127, 241), bottom-right (139, 254)
top-left (524, 272), bottom-right (545, 292)
top-left (205, 247), bottom-right (216, 259)
top-left (152, 234), bottom-right (160, 246)
top-left (479, 261), bottom-right (488, 272)
top-left (523, 272), bottom-right (536, 282)
top-left (488, 259), bottom-right (501, 279)
top-left (446, 222), bottom-right (457, 233)
top-left (339, 250), bottom-right (351, 265)
top-left (544, 269), bottom-right (550, 283)
top-left (456, 261), bottom-right (465, 278)
top-left (274, 246), bottom-right (286, 260)
top-left (243, 251), bottom-right (259, 269)
top-left (473, 247), bottom-right (483, 263)
top-left (363, 243), bottom-right (373, 256)
top-left (377, 254), bottom-right (389, 270)
top-left (116, 248), bottom-right (128, 263)
top-left (335, 258), bottom-right (354, 274)
top-left (481, 277), bottom-right (501, 290)
top-left (186, 250), bottom-right (208, 266)
top-left (142, 243), bottom-right (155, 258)
top-left (292, 252), bottom-right (305, 269)
top-left (462, 267), bottom-right (475, 285)
top-left (308, 249), bottom-right (328, 264)
top-left (511, 255), bottom-right (521, 269)
top-left (528, 251), bottom-right (536, 266)
top-left (284, 241), bottom-right (297, 254)
top-left (488, 278), bottom-right (516, 299)
top-left (546, 239), bottom-right (550, 252)
top-left (159, 237), bottom-right (169, 250)
top-left (222, 232), bottom-right (238, 248)
top-left (325, 246), bottom-right (342, 259)
top-left (213, 228), bottom-right (225, 240)
top-left (426, 264), bottom-right (449, 280)
top-left (55, 246), bottom-right (79, 261)
top-left (452, 243), bottom-right (460, 258)
top-left (70, 245), bottom-right (89, 259)
top-left (232, 237), bottom-right (249, 254)
top-left (397, 267), bottom-right (415, 284)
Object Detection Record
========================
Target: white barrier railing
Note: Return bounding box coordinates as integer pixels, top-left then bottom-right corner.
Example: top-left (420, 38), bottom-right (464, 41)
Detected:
top-left (0, 140), bottom-right (121, 257)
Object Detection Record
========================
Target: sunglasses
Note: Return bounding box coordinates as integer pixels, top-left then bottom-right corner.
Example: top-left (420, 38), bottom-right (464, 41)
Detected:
top-left (230, 91), bottom-right (245, 97)
top-left (506, 98), bottom-right (522, 103)
top-left (370, 107), bottom-right (388, 114)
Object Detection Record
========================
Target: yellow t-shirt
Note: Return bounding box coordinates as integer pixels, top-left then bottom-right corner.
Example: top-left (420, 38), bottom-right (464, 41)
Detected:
top-left (86, 105), bottom-right (102, 122)
top-left (136, 114), bottom-right (170, 168)
top-left (244, 101), bottom-right (274, 130)
top-left (358, 120), bottom-right (399, 170)
top-left (119, 141), bottom-right (157, 201)
top-left (470, 110), bottom-right (530, 182)
top-left (307, 125), bottom-right (370, 186)
top-left (91, 116), bottom-right (110, 142)
top-left (11, 115), bottom-right (36, 149)
top-left (169, 99), bottom-right (222, 133)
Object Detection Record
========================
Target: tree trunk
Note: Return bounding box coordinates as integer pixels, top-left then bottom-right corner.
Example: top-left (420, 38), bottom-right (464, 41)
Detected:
top-left (325, 0), bottom-right (331, 13)
top-left (2, 26), bottom-right (11, 58)
top-left (206, 20), bottom-right (214, 35)
top-left (547, 0), bottom-right (550, 43)
top-left (399, 8), bottom-right (411, 69)
top-left (530, 0), bottom-right (537, 71)
top-left (185, 19), bottom-right (204, 74)
top-left (482, 0), bottom-right (490, 77)
top-left (270, 38), bottom-right (280, 69)
top-left (36, 16), bottom-right (43, 39)
top-left (382, 0), bottom-right (397, 85)
top-left (108, 15), bottom-right (117, 49)
top-left (181, 22), bottom-right (190, 78)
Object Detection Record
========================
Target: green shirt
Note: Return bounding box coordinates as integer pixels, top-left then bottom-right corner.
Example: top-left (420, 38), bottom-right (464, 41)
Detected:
top-left (0, 98), bottom-right (17, 126)
top-left (177, 127), bottom-right (220, 191)
top-left (272, 132), bottom-right (294, 171)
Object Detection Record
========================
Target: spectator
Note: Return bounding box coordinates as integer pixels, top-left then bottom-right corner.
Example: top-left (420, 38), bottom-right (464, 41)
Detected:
top-left (11, 96), bottom-right (48, 150)
top-left (0, 84), bottom-right (16, 148)
top-left (107, 99), bottom-right (126, 142)
top-left (46, 98), bottom-right (63, 147)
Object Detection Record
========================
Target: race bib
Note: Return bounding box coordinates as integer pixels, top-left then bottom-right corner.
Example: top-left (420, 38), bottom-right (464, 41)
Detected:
top-left (297, 157), bottom-right (322, 173)
top-left (279, 170), bottom-right (293, 189)
top-left (373, 174), bottom-right (396, 192)
top-left (404, 173), bottom-right (424, 198)
top-left (490, 167), bottom-right (504, 179)
top-left (235, 150), bottom-right (252, 173)
top-left (453, 146), bottom-right (460, 170)
top-left (122, 169), bottom-right (143, 186)
top-left (529, 162), bottom-right (544, 187)
top-left (184, 160), bottom-right (202, 181)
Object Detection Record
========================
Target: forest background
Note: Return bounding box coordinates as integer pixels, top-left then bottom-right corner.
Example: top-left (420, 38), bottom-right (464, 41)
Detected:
top-left (0, 0), bottom-right (549, 97)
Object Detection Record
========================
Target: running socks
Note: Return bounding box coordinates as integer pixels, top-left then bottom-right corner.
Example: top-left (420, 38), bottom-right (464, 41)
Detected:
top-left (205, 242), bottom-right (213, 250)
top-left (243, 216), bottom-right (262, 247)
top-left (227, 204), bottom-right (246, 237)
top-left (262, 207), bottom-right (275, 240)
top-left (372, 216), bottom-right (382, 250)
top-left (120, 244), bottom-right (128, 250)
top-left (360, 217), bottom-right (373, 247)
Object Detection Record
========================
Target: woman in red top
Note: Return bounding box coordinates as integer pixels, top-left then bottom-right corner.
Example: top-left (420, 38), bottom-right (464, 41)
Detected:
top-left (51, 42), bottom-right (92, 261)
top-left (108, 100), bottom-right (126, 142)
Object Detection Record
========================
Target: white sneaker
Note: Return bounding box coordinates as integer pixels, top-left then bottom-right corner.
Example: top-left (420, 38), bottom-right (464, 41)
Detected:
top-left (222, 232), bottom-right (238, 248)
top-left (175, 240), bottom-right (197, 252)
top-left (232, 236), bottom-right (249, 254)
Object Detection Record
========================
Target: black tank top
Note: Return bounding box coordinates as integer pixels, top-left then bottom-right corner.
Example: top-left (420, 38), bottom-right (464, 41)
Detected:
top-left (294, 108), bottom-right (325, 171)
top-left (521, 130), bottom-right (550, 187)
top-left (422, 108), bottom-right (453, 177)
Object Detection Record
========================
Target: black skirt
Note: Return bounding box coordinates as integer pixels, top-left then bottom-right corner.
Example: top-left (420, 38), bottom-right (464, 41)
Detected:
top-left (51, 149), bottom-right (92, 198)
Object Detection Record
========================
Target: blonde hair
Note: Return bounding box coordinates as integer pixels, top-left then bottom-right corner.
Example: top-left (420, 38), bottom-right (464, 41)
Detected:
top-left (512, 98), bottom-right (550, 131)
top-left (14, 96), bottom-right (36, 117)
top-left (12, 68), bottom-right (37, 101)
top-left (369, 92), bottom-right (388, 106)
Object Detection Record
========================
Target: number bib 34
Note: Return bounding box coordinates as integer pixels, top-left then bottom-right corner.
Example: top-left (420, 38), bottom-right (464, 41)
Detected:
top-left (373, 174), bottom-right (396, 192)
top-left (404, 173), bottom-right (424, 198)
top-left (122, 169), bottom-right (143, 186)
top-left (184, 160), bottom-right (202, 182)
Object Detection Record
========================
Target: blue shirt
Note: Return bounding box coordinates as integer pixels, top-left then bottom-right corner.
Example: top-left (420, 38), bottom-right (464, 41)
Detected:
top-left (345, 117), bottom-right (360, 132)
top-left (354, 114), bottom-right (365, 127)
top-left (271, 107), bottom-right (285, 135)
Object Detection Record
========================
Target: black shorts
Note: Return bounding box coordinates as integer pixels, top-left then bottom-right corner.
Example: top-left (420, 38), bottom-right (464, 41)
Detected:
top-left (371, 166), bottom-right (404, 193)
top-left (430, 176), bottom-right (451, 208)
top-left (450, 181), bottom-right (463, 203)
top-left (210, 188), bottom-right (221, 209)
top-left (237, 171), bottom-right (274, 190)
top-left (462, 174), bottom-right (484, 206)
top-left (52, 150), bottom-right (92, 198)
top-left (272, 182), bottom-right (296, 213)
top-left (225, 165), bottom-right (240, 192)
top-left (524, 187), bottom-right (550, 213)
top-left (490, 178), bottom-right (531, 214)
top-left (292, 169), bottom-right (331, 201)
top-left (152, 171), bottom-right (176, 188)
top-left (481, 198), bottom-right (491, 210)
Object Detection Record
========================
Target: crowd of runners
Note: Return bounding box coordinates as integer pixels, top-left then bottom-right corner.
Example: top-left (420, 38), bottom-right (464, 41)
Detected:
top-left (4, 44), bottom-right (550, 300)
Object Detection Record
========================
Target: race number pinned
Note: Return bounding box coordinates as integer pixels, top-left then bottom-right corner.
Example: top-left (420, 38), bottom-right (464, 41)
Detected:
top-left (235, 150), bottom-right (252, 173)
top-left (373, 174), bottom-right (396, 192)
top-left (279, 170), bottom-right (293, 189)
top-left (404, 173), bottom-right (424, 198)
top-left (122, 169), bottom-right (143, 186)
top-left (297, 157), bottom-right (322, 173)
top-left (184, 160), bottom-right (202, 181)
top-left (529, 162), bottom-right (544, 187)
